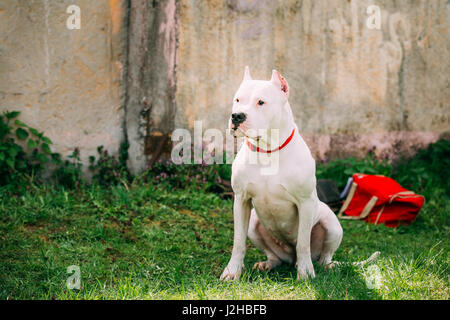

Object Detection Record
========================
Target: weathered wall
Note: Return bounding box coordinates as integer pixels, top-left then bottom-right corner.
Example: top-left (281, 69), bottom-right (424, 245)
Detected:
top-left (176, 0), bottom-right (450, 161)
top-left (0, 0), bottom-right (449, 174)
top-left (0, 0), bottom-right (128, 165)
top-left (125, 0), bottom-right (177, 174)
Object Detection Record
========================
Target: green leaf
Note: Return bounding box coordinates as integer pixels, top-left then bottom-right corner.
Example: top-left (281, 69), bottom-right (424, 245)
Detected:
top-left (0, 152), bottom-right (4, 162)
top-left (29, 128), bottom-right (43, 138)
top-left (15, 128), bottom-right (29, 140)
top-left (38, 153), bottom-right (49, 164)
top-left (6, 157), bottom-right (14, 168)
top-left (28, 139), bottom-right (38, 149)
top-left (344, 168), bottom-right (354, 176)
top-left (41, 136), bottom-right (53, 144)
top-left (14, 120), bottom-right (28, 127)
top-left (16, 160), bottom-right (26, 169)
top-left (51, 152), bottom-right (62, 163)
top-left (41, 143), bottom-right (51, 154)
top-left (5, 111), bottom-right (20, 119)
top-left (8, 147), bottom-right (18, 158)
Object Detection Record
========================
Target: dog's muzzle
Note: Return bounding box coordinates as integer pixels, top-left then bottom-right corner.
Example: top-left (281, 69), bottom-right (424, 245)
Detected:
top-left (231, 112), bottom-right (246, 130)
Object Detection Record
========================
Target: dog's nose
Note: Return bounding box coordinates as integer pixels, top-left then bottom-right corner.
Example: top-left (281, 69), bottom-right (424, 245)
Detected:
top-left (231, 113), bottom-right (246, 126)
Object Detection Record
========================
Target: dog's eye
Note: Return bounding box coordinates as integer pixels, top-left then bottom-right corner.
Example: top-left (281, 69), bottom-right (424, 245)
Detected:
top-left (258, 100), bottom-right (265, 106)
top-left (235, 98), bottom-right (239, 103)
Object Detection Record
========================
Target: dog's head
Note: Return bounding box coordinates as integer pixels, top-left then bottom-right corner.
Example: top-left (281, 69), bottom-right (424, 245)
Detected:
top-left (229, 66), bottom-right (290, 142)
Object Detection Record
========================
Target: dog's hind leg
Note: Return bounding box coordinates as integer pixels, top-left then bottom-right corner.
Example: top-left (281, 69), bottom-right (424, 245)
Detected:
top-left (317, 202), bottom-right (343, 268)
top-left (248, 209), bottom-right (295, 271)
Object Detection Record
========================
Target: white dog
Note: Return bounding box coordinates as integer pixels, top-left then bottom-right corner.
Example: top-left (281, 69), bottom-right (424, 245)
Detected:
top-left (220, 67), bottom-right (343, 281)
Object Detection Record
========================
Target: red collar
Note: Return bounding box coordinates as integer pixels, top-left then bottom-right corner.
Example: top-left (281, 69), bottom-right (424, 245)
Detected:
top-left (246, 128), bottom-right (295, 153)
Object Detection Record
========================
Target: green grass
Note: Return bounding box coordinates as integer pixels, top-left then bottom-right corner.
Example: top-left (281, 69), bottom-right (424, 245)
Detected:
top-left (0, 140), bottom-right (449, 299)
top-left (0, 181), bottom-right (448, 300)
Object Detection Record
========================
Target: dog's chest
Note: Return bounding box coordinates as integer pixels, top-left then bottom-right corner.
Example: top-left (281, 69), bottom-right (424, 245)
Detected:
top-left (247, 181), bottom-right (298, 234)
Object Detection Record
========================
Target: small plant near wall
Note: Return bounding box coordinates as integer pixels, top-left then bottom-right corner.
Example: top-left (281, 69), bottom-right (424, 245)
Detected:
top-left (52, 147), bottom-right (83, 189)
top-left (0, 110), bottom-right (60, 191)
top-left (88, 142), bottom-right (131, 187)
top-left (0, 110), bottom-right (132, 191)
top-left (141, 157), bottom-right (232, 195)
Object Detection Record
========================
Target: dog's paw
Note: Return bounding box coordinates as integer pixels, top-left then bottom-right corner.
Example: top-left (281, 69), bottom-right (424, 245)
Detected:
top-left (252, 260), bottom-right (281, 271)
top-left (253, 261), bottom-right (272, 271)
top-left (220, 263), bottom-right (243, 281)
top-left (323, 261), bottom-right (338, 270)
top-left (318, 254), bottom-right (334, 268)
top-left (296, 257), bottom-right (315, 281)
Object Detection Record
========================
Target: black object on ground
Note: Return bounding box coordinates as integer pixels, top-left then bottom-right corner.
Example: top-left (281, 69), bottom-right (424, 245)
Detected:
top-left (316, 179), bottom-right (342, 213)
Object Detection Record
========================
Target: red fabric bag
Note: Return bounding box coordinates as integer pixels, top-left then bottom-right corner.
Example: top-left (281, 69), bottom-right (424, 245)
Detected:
top-left (337, 174), bottom-right (425, 228)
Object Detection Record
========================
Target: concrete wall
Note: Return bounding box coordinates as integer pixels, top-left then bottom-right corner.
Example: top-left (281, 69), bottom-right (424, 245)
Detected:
top-left (0, 0), bottom-right (128, 165)
top-left (0, 0), bottom-right (449, 173)
top-left (175, 0), bottom-right (449, 161)
top-left (125, 0), bottom-right (178, 174)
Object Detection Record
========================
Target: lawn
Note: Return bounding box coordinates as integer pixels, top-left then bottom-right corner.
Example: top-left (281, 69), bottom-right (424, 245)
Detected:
top-left (0, 141), bottom-right (449, 300)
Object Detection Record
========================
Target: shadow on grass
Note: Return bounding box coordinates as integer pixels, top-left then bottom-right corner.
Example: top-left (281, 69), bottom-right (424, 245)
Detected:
top-left (239, 258), bottom-right (383, 300)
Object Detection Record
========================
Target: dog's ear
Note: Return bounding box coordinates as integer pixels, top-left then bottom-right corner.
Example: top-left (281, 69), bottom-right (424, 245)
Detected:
top-left (243, 66), bottom-right (252, 81)
top-left (270, 70), bottom-right (289, 98)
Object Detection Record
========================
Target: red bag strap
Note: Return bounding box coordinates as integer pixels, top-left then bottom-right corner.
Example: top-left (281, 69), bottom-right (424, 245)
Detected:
top-left (337, 182), bottom-right (378, 220)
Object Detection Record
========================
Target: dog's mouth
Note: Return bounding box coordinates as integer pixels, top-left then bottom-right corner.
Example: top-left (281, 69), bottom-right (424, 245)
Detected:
top-left (231, 127), bottom-right (261, 141)
top-left (228, 118), bottom-right (261, 140)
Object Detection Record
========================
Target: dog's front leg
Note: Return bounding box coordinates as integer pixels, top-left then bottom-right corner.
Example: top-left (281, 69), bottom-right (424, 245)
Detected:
top-left (296, 197), bottom-right (317, 280)
top-left (220, 194), bottom-right (251, 281)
